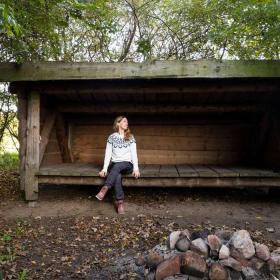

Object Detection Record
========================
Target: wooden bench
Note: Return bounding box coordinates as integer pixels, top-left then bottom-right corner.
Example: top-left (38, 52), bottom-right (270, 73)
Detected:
top-left (36, 163), bottom-right (280, 188)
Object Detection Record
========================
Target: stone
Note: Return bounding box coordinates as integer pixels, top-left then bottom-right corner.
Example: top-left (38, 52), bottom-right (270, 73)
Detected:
top-left (248, 257), bottom-right (265, 270)
top-left (254, 242), bottom-right (270, 261)
top-left (91, 254), bottom-right (145, 279)
top-left (214, 230), bottom-right (233, 245)
top-left (229, 247), bottom-right (243, 260)
top-left (219, 245), bottom-right (230, 260)
top-left (175, 238), bottom-right (190, 252)
top-left (229, 230), bottom-right (255, 259)
top-left (155, 255), bottom-right (181, 280)
top-left (181, 250), bottom-right (207, 278)
top-left (219, 257), bottom-right (242, 271)
top-left (180, 229), bottom-right (191, 240)
top-left (188, 277), bottom-right (206, 280)
top-left (146, 252), bottom-right (164, 268)
top-left (207, 235), bottom-right (222, 257)
top-left (267, 258), bottom-right (276, 272)
top-left (241, 267), bottom-right (263, 280)
top-left (152, 244), bottom-right (169, 254)
top-left (266, 227), bottom-right (275, 233)
top-left (168, 231), bottom-right (182, 250)
top-left (135, 254), bottom-right (146, 266)
top-left (228, 269), bottom-right (242, 280)
top-left (209, 263), bottom-right (228, 280)
top-left (164, 251), bottom-right (182, 261)
top-left (190, 238), bottom-right (209, 258)
top-left (147, 270), bottom-right (156, 280)
top-left (191, 229), bottom-right (210, 241)
top-left (151, 244), bottom-right (181, 260)
top-left (271, 248), bottom-right (280, 270)
top-left (163, 275), bottom-right (189, 280)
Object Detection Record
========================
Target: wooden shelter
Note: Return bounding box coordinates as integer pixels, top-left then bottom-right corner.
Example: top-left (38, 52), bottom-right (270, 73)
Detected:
top-left (1, 60), bottom-right (280, 202)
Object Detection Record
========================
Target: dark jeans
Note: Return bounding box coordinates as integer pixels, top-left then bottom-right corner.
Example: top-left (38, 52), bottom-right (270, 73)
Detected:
top-left (104, 161), bottom-right (133, 200)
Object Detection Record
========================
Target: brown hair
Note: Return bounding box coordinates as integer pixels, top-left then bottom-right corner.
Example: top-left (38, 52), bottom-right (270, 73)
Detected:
top-left (113, 115), bottom-right (133, 141)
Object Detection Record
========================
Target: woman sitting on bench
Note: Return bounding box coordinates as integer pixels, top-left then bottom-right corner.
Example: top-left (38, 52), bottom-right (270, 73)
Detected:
top-left (96, 115), bottom-right (141, 214)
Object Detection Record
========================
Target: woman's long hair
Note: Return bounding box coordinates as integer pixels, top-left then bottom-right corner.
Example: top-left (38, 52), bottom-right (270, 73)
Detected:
top-left (113, 115), bottom-right (133, 141)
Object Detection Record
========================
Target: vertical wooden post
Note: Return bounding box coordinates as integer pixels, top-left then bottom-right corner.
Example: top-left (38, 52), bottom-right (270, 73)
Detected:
top-left (25, 91), bottom-right (40, 201)
top-left (17, 90), bottom-right (28, 191)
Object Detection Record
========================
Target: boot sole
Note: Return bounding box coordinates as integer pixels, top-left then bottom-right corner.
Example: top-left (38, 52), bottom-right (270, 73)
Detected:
top-left (95, 195), bottom-right (104, 201)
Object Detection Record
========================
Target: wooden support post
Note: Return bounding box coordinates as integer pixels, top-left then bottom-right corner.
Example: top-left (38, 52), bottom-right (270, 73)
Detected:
top-left (17, 91), bottom-right (28, 191)
top-left (25, 91), bottom-right (40, 201)
top-left (39, 111), bottom-right (56, 165)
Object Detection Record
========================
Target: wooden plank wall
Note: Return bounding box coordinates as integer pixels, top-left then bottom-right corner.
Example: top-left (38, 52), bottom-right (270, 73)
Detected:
top-left (40, 100), bottom-right (63, 166)
top-left (69, 123), bottom-right (253, 165)
top-left (40, 128), bottom-right (63, 166)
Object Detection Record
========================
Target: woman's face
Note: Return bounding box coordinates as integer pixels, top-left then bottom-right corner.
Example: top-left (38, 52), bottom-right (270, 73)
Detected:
top-left (118, 117), bottom-right (128, 130)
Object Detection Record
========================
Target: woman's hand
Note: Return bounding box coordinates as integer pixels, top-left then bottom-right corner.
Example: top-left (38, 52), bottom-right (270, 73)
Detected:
top-left (99, 169), bottom-right (107, 177)
top-left (132, 169), bottom-right (140, 179)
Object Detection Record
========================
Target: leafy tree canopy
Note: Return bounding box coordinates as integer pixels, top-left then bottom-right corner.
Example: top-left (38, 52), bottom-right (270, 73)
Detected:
top-left (0, 0), bottom-right (279, 62)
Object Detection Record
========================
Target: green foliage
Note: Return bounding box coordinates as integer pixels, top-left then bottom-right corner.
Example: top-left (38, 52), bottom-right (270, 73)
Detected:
top-left (0, 3), bottom-right (22, 37)
top-left (0, 152), bottom-right (19, 170)
top-left (0, 246), bottom-right (16, 261)
top-left (206, 0), bottom-right (280, 59)
top-left (0, 0), bottom-right (279, 61)
top-left (17, 269), bottom-right (28, 280)
top-left (2, 233), bottom-right (12, 242)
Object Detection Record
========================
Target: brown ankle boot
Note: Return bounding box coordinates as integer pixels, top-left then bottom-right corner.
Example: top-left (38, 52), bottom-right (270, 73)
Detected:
top-left (95, 186), bottom-right (109, 200)
top-left (114, 199), bottom-right (125, 214)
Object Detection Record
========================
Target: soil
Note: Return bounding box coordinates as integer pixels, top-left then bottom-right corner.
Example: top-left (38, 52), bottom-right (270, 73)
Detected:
top-left (1, 183), bottom-right (280, 279)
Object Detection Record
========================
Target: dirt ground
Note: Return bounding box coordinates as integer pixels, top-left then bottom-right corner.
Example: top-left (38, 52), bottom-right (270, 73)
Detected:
top-left (1, 185), bottom-right (280, 237)
top-left (1, 184), bottom-right (280, 279)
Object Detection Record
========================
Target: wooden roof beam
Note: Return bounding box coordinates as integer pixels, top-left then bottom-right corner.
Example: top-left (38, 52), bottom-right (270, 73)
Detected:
top-left (1, 60), bottom-right (280, 82)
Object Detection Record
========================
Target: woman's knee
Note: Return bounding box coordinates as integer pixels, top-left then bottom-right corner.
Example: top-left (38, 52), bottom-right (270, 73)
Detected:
top-left (111, 163), bottom-right (125, 173)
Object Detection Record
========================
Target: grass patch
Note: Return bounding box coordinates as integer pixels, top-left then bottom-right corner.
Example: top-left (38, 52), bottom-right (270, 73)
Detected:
top-left (0, 152), bottom-right (19, 170)
top-left (17, 269), bottom-right (29, 280)
top-left (0, 152), bottom-right (20, 200)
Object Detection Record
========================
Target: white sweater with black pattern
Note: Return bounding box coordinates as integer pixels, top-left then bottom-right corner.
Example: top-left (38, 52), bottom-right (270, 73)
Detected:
top-left (102, 132), bottom-right (139, 173)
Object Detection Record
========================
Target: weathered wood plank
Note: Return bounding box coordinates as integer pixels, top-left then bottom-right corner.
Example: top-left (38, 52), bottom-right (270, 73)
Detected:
top-left (37, 175), bottom-right (280, 188)
top-left (73, 124), bottom-right (253, 137)
top-left (209, 166), bottom-right (239, 177)
top-left (140, 164), bottom-right (161, 177)
top-left (159, 165), bottom-right (179, 177)
top-left (38, 163), bottom-right (143, 177)
top-left (191, 165), bottom-right (219, 177)
top-left (25, 91), bottom-right (40, 200)
top-left (9, 78), bottom-right (280, 96)
top-left (176, 164), bottom-right (198, 177)
top-left (55, 112), bottom-right (74, 163)
top-left (36, 163), bottom-right (280, 180)
top-left (73, 135), bottom-right (247, 152)
top-left (17, 91), bottom-right (27, 191)
top-left (58, 104), bottom-right (264, 114)
top-left (75, 150), bottom-right (243, 165)
top-left (227, 167), bottom-right (259, 177)
top-left (2, 60), bottom-right (280, 82)
top-left (229, 166), bottom-right (280, 177)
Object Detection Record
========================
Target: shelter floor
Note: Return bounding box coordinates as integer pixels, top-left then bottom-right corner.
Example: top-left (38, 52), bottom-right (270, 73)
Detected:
top-left (36, 163), bottom-right (280, 188)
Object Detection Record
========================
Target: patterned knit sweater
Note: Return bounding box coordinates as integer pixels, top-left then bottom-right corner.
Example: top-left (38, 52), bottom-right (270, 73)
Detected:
top-left (102, 132), bottom-right (139, 172)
